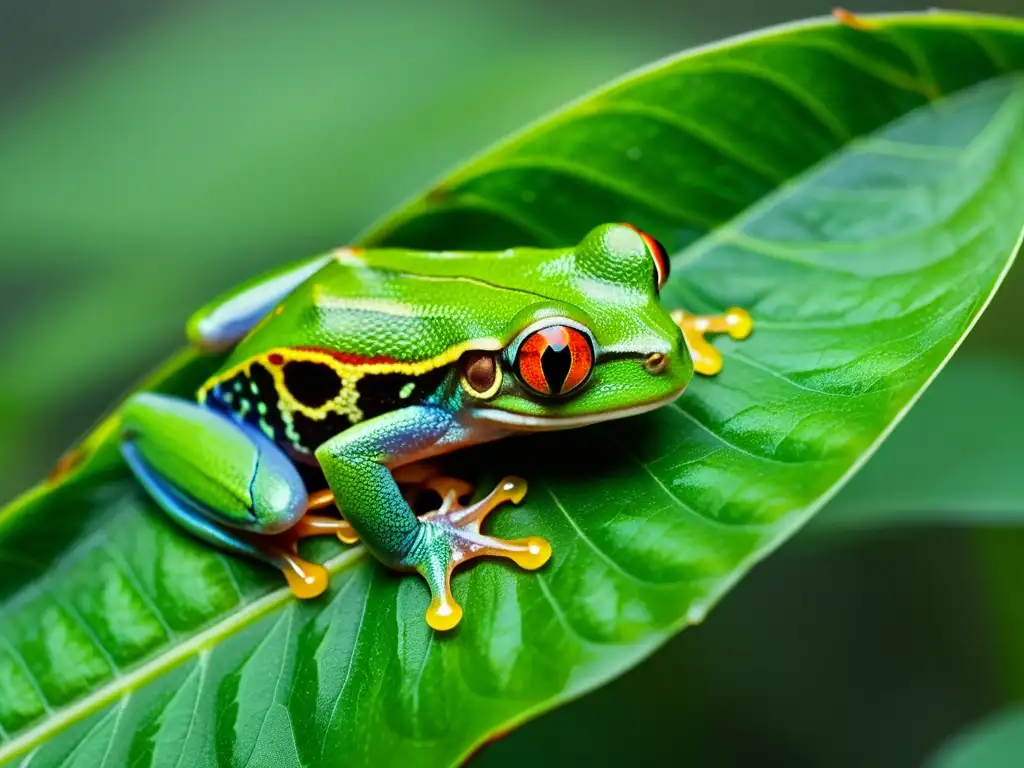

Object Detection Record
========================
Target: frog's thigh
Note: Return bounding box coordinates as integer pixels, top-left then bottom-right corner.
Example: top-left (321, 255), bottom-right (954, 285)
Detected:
top-left (120, 393), bottom-right (332, 595)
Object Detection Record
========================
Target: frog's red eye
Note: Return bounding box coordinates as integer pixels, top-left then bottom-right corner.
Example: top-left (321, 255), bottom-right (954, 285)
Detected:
top-left (620, 222), bottom-right (670, 292)
top-left (638, 230), bottom-right (670, 292)
top-left (515, 325), bottom-right (593, 396)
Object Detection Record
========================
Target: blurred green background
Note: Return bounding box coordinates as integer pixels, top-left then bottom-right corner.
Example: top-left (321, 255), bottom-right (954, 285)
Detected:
top-left (2, 0), bottom-right (1023, 765)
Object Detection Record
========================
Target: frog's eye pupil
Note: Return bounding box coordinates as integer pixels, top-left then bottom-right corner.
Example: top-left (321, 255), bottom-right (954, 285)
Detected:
top-left (516, 325), bottom-right (593, 396)
top-left (540, 338), bottom-right (573, 393)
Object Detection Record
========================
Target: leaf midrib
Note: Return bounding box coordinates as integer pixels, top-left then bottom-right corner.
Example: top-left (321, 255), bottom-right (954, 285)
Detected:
top-left (0, 548), bottom-right (366, 763)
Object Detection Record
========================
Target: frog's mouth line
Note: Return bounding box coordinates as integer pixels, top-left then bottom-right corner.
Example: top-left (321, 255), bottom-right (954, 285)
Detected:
top-left (469, 390), bottom-right (684, 431)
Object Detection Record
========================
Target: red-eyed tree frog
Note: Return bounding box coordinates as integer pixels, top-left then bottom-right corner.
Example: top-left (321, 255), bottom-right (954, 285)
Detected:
top-left (119, 223), bottom-right (752, 630)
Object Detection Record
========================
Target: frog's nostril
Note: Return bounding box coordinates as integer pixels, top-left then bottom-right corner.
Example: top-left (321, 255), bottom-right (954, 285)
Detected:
top-left (644, 353), bottom-right (667, 375)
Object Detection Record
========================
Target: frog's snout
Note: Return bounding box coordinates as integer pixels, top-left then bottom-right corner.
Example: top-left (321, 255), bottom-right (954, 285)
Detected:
top-left (643, 331), bottom-right (688, 377)
top-left (639, 333), bottom-right (693, 399)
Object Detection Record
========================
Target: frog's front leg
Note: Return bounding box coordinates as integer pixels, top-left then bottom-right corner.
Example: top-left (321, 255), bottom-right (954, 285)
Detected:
top-left (671, 307), bottom-right (753, 376)
top-left (316, 406), bottom-right (550, 631)
top-left (120, 393), bottom-right (352, 597)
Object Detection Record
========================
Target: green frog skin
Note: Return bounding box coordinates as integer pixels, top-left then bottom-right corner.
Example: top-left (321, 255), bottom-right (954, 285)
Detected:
top-left (119, 223), bottom-right (752, 630)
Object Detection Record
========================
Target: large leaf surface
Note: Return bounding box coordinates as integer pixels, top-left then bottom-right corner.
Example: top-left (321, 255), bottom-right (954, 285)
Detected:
top-left (1, 12), bottom-right (1023, 767)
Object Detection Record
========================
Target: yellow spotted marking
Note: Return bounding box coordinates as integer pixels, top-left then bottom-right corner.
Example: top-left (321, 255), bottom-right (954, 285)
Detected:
top-left (198, 339), bottom-right (502, 426)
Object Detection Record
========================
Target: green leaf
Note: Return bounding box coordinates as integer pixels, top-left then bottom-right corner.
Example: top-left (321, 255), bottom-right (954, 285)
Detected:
top-left (2, 11), bottom-right (1023, 767)
top-left (928, 706), bottom-right (1024, 768)
top-left (814, 353), bottom-right (1024, 531)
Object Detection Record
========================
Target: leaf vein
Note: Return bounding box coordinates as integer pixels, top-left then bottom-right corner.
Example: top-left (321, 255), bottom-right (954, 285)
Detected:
top-left (669, 402), bottom-right (810, 466)
top-left (540, 481), bottom-right (660, 585)
top-left (318, 571), bottom-right (373, 763)
top-left (170, 652), bottom-right (208, 768)
top-left (587, 99), bottom-right (789, 184)
top-left (781, 37), bottom-right (932, 96)
top-left (0, 631), bottom-right (54, 716)
top-left (241, 607), bottom-right (295, 768)
top-left (96, 694), bottom-right (129, 768)
top-left (99, 541), bottom-right (177, 644)
top-left (463, 156), bottom-right (721, 229)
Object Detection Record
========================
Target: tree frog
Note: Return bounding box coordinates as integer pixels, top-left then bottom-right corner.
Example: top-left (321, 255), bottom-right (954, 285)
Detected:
top-left (120, 223), bottom-right (751, 630)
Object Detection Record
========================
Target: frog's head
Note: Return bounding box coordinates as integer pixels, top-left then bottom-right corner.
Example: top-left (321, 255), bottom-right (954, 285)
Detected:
top-left (463, 223), bottom-right (693, 431)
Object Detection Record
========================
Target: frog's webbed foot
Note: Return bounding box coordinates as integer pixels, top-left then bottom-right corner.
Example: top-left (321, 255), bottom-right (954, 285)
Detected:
top-left (290, 465), bottom-right (478, 551)
top-left (670, 307), bottom-right (753, 376)
top-left (394, 461), bottom-right (475, 512)
top-left (266, 477), bottom-right (549, 607)
top-left (251, 537), bottom-right (331, 600)
top-left (406, 476), bottom-right (550, 631)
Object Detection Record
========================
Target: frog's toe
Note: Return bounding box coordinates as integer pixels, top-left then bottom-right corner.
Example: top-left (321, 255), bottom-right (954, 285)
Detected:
top-left (417, 531), bottom-right (551, 631)
top-left (670, 306), bottom-right (754, 376)
top-left (288, 514), bottom-right (360, 545)
top-left (422, 475), bottom-right (475, 506)
top-left (409, 476), bottom-right (551, 631)
top-left (253, 488), bottom-right (361, 596)
top-left (280, 554), bottom-right (330, 600)
top-left (256, 541), bottom-right (330, 599)
top-left (291, 488), bottom-right (360, 544)
top-left (418, 554), bottom-right (463, 631)
top-left (724, 307), bottom-right (753, 340)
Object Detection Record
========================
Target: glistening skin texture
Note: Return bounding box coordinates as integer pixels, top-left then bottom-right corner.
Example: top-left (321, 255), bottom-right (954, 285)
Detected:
top-left (119, 222), bottom-right (752, 630)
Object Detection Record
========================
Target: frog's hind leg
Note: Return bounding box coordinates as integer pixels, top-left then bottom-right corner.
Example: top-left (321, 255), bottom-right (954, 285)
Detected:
top-left (670, 307), bottom-right (753, 376)
top-left (120, 392), bottom-right (335, 598)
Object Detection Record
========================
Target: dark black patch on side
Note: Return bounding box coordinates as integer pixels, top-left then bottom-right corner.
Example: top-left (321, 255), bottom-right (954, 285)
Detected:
top-left (249, 363), bottom-right (288, 438)
top-left (283, 360), bottom-right (342, 408)
top-left (356, 365), bottom-right (451, 421)
top-left (290, 410), bottom-right (352, 454)
top-left (205, 365), bottom-right (286, 444)
top-left (540, 345), bottom-right (572, 394)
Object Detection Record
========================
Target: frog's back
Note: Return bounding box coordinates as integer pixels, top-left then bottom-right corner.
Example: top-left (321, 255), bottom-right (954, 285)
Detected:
top-left (196, 247), bottom-right (560, 461)
top-left (220, 246), bottom-right (575, 363)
